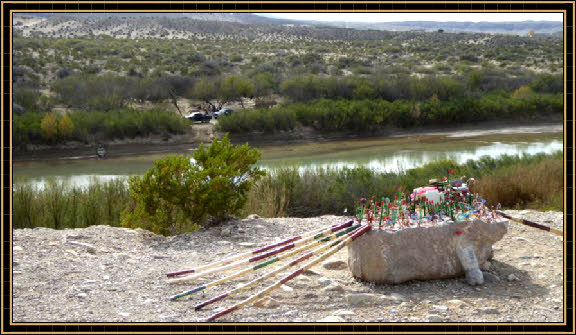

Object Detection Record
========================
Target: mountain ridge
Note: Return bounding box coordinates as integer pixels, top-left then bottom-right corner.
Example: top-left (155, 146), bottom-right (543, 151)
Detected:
top-left (17, 13), bottom-right (562, 34)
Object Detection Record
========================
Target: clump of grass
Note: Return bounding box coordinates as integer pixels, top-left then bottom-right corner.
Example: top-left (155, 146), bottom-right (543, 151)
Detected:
top-left (241, 175), bottom-right (289, 218)
top-left (12, 177), bottom-right (130, 230)
top-left (476, 156), bottom-right (563, 211)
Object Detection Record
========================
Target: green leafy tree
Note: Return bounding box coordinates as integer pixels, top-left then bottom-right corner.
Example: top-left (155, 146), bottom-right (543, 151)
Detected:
top-left (121, 134), bottom-right (265, 235)
top-left (191, 77), bottom-right (219, 113)
top-left (280, 74), bottom-right (328, 102)
top-left (252, 72), bottom-right (275, 98)
top-left (352, 81), bottom-right (375, 99)
top-left (220, 75), bottom-right (254, 108)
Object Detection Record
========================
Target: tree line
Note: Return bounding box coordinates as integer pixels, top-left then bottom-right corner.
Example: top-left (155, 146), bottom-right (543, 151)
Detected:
top-left (14, 107), bottom-right (189, 149)
top-left (13, 68), bottom-right (562, 148)
top-left (14, 69), bottom-right (562, 115)
top-left (217, 90), bottom-right (562, 134)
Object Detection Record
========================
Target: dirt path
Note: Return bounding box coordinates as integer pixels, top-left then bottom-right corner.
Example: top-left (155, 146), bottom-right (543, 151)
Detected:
top-left (12, 210), bottom-right (564, 322)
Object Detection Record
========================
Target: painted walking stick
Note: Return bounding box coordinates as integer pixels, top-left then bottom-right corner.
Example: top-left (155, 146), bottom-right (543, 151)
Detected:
top-left (378, 199), bottom-right (385, 229)
top-left (166, 220), bottom-right (353, 278)
top-left (169, 224), bottom-right (361, 301)
top-left (496, 210), bottom-right (563, 236)
top-left (168, 220), bottom-right (355, 284)
top-left (205, 224), bottom-right (372, 322)
top-left (190, 224), bottom-right (363, 308)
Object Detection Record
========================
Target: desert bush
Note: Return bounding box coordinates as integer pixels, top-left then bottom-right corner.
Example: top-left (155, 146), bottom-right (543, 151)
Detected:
top-left (13, 85), bottom-right (40, 113)
top-left (530, 73), bottom-right (563, 93)
top-left (475, 155), bottom-right (563, 210)
top-left (53, 73), bottom-right (136, 111)
top-left (121, 134), bottom-right (265, 235)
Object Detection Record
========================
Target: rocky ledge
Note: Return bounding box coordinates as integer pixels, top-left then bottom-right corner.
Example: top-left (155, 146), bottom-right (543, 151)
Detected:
top-left (12, 210), bottom-right (564, 323)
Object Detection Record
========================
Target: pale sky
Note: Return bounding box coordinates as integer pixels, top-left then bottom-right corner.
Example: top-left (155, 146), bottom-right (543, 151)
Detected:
top-left (256, 13), bottom-right (563, 23)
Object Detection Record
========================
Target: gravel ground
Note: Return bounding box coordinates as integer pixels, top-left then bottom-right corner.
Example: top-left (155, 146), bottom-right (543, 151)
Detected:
top-left (12, 210), bottom-right (564, 323)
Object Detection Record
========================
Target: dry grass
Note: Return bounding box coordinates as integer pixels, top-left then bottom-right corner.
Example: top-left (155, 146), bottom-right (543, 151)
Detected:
top-left (241, 176), bottom-right (289, 218)
top-left (476, 158), bottom-right (563, 210)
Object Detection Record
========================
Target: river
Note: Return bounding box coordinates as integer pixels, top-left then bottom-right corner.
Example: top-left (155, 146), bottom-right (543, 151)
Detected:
top-left (12, 125), bottom-right (564, 188)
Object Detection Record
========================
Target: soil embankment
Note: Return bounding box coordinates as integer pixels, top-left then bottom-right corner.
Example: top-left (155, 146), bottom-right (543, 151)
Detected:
top-left (12, 210), bottom-right (564, 322)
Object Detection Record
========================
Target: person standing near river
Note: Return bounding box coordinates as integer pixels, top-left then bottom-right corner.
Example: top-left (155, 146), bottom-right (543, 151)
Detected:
top-left (97, 143), bottom-right (106, 159)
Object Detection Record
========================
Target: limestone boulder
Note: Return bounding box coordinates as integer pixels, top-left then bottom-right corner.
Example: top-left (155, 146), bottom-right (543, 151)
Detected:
top-left (347, 219), bottom-right (507, 285)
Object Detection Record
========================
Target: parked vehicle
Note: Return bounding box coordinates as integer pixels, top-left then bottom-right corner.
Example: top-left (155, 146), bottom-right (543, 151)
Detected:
top-left (215, 108), bottom-right (233, 119)
top-left (186, 112), bottom-right (212, 123)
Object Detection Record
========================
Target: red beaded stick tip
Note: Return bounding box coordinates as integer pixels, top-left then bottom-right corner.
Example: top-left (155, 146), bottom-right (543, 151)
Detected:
top-left (205, 305), bottom-right (239, 322)
top-left (195, 293), bottom-right (228, 311)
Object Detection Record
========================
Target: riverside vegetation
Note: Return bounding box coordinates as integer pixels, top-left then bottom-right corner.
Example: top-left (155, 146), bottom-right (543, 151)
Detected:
top-left (12, 14), bottom-right (563, 149)
top-left (216, 91), bottom-right (562, 134)
top-left (13, 150), bottom-right (563, 233)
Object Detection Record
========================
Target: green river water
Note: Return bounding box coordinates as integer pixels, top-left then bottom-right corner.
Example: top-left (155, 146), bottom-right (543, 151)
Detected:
top-left (12, 125), bottom-right (563, 188)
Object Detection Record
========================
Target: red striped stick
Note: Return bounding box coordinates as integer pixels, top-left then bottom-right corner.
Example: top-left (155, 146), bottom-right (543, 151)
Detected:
top-left (168, 220), bottom-right (355, 284)
top-left (168, 224), bottom-right (361, 303)
top-left (193, 224), bottom-right (360, 309)
top-left (496, 210), bottom-right (563, 236)
top-left (166, 220), bottom-right (353, 278)
top-left (205, 224), bottom-right (372, 322)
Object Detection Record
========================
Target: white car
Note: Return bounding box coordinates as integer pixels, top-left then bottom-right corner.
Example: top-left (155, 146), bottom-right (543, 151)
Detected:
top-left (215, 108), bottom-right (233, 119)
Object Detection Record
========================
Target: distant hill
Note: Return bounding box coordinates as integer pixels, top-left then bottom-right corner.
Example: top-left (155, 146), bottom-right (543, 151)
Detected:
top-left (18, 13), bottom-right (293, 24)
top-left (18, 13), bottom-right (562, 35)
top-left (336, 20), bottom-right (563, 35)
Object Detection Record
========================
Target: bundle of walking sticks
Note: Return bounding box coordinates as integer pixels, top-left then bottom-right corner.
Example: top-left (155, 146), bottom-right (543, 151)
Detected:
top-left (165, 220), bottom-right (371, 322)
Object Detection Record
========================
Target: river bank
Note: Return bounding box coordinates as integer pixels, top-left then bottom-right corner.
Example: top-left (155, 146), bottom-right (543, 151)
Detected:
top-left (13, 120), bottom-right (563, 162)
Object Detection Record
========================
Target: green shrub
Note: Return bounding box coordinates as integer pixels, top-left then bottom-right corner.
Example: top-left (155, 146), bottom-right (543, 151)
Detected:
top-left (13, 153), bottom-right (562, 230)
top-left (13, 112), bottom-right (43, 148)
top-left (121, 134), bottom-right (265, 235)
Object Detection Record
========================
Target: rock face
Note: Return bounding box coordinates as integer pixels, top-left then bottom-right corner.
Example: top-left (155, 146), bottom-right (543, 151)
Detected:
top-left (347, 219), bottom-right (507, 285)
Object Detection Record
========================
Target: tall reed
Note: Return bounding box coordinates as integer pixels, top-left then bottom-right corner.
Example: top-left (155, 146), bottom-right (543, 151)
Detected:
top-left (12, 177), bottom-right (130, 230)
